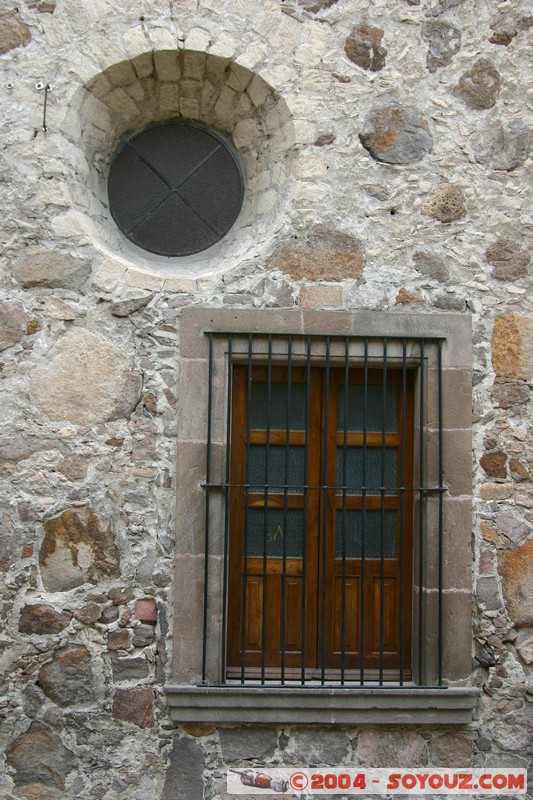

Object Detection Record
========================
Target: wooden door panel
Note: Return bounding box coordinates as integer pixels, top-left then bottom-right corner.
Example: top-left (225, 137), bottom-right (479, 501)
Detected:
top-left (240, 572), bottom-right (306, 668)
top-left (332, 575), bottom-right (360, 657)
top-left (245, 575), bottom-right (263, 649)
top-left (285, 577), bottom-right (303, 650)
top-left (370, 576), bottom-right (399, 656)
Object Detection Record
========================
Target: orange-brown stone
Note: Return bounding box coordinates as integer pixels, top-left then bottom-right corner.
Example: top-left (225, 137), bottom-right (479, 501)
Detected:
top-left (423, 183), bottom-right (466, 223)
top-left (492, 312), bottom-right (533, 380)
top-left (396, 289), bottom-right (422, 305)
top-left (300, 285), bottom-right (343, 308)
top-left (269, 225), bottom-right (364, 282)
top-left (480, 522), bottom-right (498, 544)
top-left (480, 451), bottom-right (507, 479)
top-left (19, 604), bottom-right (72, 635)
top-left (181, 724), bottom-right (217, 737)
top-left (38, 645), bottom-right (96, 707)
top-left (39, 508), bottom-right (120, 592)
top-left (0, 11), bottom-right (31, 55)
top-left (498, 539), bottom-right (533, 626)
top-left (6, 722), bottom-right (75, 790)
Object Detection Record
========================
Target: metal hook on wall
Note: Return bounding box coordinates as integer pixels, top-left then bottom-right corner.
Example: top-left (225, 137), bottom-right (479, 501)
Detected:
top-left (36, 82), bottom-right (52, 132)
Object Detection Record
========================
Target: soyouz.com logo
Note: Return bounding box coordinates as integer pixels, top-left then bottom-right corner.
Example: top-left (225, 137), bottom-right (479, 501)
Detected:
top-left (227, 768), bottom-right (527, 795)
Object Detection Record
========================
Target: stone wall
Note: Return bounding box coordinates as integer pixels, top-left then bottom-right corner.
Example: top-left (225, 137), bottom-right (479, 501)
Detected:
top-left (0, 0), bottom-right (532, 798)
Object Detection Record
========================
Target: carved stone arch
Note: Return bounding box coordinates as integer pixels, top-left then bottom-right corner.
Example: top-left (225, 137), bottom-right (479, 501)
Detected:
top-left (60, 50), bottom-right (295, 275)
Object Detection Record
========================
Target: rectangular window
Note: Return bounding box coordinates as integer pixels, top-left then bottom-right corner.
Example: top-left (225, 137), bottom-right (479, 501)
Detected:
top-left (167, 310), bottom-right (478, 724)
top-left (197, 330), bottom-right (451, 689)
top-left (227, 363), bottom-right (415, 684)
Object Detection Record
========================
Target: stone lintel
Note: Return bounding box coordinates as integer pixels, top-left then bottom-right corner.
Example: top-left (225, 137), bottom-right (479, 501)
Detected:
top-left (180, 307), bottom-right (472, 368)
top-left (165, 685), bottom-right (480, 726)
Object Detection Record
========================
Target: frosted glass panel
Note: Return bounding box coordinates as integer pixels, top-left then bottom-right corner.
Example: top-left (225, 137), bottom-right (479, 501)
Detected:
top-left (336, 448), bottom-right (398, 494)
top-left (246, 509), bottom-right (304, 558)
top-left (248, 446), bottom-right (305, 492)
top-left (249, 383), bottom-right (307, 430)
top-left (335, 511), bottom-right (397, 558)
top-left (337, 384), bottom-right (398, 432)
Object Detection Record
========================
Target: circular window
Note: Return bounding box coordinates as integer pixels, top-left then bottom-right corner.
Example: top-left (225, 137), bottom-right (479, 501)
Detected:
top-left (108, 121), bottom-right (244, 257)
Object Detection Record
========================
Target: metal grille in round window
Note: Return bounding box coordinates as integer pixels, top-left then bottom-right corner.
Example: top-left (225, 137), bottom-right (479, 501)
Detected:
top-left (108, 121), bottom-right (244, 257)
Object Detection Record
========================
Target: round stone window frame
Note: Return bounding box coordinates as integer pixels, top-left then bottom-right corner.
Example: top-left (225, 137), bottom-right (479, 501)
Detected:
top-left (58, 49), bottom-right (296, 279)
top-left (108, 119), bottom-right (245, 258)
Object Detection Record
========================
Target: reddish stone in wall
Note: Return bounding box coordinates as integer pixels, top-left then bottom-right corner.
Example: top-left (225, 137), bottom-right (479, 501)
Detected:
top-left (454, 58), bottom-right (501, 109)
top-left (19, 603), bottom-right (72, 635)
top-left (0, 299), bottom-right (29, 352)
top-left (485, 239), bottom-right (530, 281)
top-left (480, 451), bottom-right (507, 479)
top-left (108, 629), bottom-right (131, 650)
top-left (396, 289), bottom-right (422, 305)
top-left (113, 687), bottom-right (155, 728)
top-left (135, 597), bottom-right (157, 624)
top-left (430, 731), bottom-right (473, 767)
top-left (38, 645), bottom-right (96, 707)
top-left (345, 25), bottom-right (387, 72)
top-left (6, 721), bottom-right (75, 790)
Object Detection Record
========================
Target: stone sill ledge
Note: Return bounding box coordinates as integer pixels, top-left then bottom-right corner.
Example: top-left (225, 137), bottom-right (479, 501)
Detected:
top-left (165, 685), bottom-right (480, 726)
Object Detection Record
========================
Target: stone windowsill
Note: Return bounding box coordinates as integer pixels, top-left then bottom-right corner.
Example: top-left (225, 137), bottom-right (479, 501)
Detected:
top-left (165, 685), bottom-right (480, 726)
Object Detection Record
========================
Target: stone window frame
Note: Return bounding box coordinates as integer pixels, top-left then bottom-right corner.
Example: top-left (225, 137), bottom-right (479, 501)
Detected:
top-left (165, 308), bottom-right (479, 725)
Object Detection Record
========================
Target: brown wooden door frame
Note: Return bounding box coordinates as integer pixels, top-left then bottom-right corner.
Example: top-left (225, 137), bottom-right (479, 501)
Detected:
top-left (226, 364), bottom-right (414, 680)
top-left (323, 369), bottom-right (414, 675)
top-left (226, 366), bottom-right (322, 674)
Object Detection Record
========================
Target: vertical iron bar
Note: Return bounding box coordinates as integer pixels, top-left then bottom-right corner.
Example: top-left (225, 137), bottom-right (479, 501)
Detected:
top-left (261, 336), bottom-right (273, 684)
top-left (301, 336), bottom-right (312, 685)
top-left (360, 338), bottom-right (368, 686)
top-left (42, 84), bottom-right (51, 133)
top-left (437, 340), bottom-right (444, 686)
top-left (220, 335), bottom-right (233, 683)
top-left (341, 338), bottom-right (349, 685)
top-left (399, 339), bottom-right (407, 686)
top-left (418, 339), bottom-right (425, 685)
top-left (201, 333), bottom-right (214, 684)
top-left (240, 336), bottom-right (253, 683)
top-left (281, 336), bottom-right (292, 684)
top-left (320, 337), bottom-right (331, 684)
top-left (379, 339), bottom-right (388, 685)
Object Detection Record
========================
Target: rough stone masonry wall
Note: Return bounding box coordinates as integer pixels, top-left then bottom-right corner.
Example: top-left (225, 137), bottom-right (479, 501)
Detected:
top-left (0, 0), bottom-right (532, 798)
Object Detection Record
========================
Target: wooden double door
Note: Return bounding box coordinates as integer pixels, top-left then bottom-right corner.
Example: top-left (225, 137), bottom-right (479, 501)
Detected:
top-left (226, 365), bottom-right (414, 680)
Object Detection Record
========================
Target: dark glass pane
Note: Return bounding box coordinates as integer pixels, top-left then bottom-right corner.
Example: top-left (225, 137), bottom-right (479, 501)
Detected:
top-left (246, 509), bottom-right (304, 558)
top-left (335, 510), bottom-right (397, 558)
top-left (336, 448), bottom-right (398, 494)
top-left (248, 446), bottom-right (305, 492)
top-left (179, 147), bottom-right (243, 236)
top-left (108, 147), bottom-right (170, 231)
top-left (249, 383), bottom-right (307, 430)
top-left (131, 193), bottom-right (218, 256)
top-left (132, 124), bottom-right (218, 187)
top-left (337, 384), bottom-right (398, 433)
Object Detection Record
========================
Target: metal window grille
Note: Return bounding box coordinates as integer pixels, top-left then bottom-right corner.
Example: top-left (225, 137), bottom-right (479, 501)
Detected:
top-left (108, 121), bottom-right (244, 257)
top-left (201, 332), bottom-right (446, 689)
